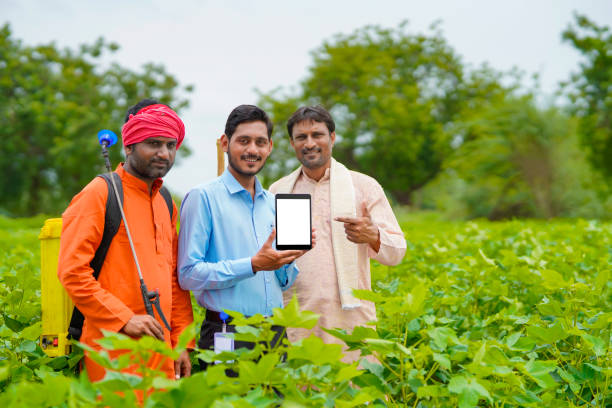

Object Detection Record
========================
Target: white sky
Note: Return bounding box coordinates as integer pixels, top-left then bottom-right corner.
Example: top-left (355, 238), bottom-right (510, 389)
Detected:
top-left (4, 0), bottom-right (612, 195)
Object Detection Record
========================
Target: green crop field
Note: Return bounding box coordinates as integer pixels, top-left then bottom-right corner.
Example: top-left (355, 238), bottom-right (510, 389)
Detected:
top-left (0, 213), bottom-right (610, 407)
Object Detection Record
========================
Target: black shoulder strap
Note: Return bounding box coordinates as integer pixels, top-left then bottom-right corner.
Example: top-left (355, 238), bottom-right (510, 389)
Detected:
top-left (68, 173), bottom-right (123, 340)
top-left (159, 186), bottom-right (174, 220)
top-left (90, 173), bottom-right (124, 279)
top-left (68, 175), bottom-right (175, 341)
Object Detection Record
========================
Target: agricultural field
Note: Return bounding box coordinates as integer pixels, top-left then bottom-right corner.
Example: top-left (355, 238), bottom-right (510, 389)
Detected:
top-left (0, 212), bottom-right (610, 407)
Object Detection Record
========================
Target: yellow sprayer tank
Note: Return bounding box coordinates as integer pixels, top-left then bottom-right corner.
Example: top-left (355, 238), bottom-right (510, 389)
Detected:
top-left (39, 218), bottom-right (72, 356)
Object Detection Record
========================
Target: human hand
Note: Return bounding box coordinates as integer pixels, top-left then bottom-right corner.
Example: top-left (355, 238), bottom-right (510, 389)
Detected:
top-left (251, 229), bottom-right (311, 272)
top-left (120, 314), bottom-right (164, 340)
top-left (334, 205), bottom-right (380, 252)
top-left (174, 350), bottom-right (191, 379)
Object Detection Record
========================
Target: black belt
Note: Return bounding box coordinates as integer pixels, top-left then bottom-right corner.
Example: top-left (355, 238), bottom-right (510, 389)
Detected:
top-left (205, 309), bottom-right (233, 324)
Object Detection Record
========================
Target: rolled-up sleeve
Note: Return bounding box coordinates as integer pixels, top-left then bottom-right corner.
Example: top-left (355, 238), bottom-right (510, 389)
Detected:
top-left (364, 181), bottom-right (407, 266)
top-left (275, 262), bottom-right (299, 291)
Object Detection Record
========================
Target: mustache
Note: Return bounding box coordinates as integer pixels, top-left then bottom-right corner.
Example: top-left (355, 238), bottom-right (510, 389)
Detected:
top-left (301, 147), bottom-right (322, 155)
top-left (241, 154), bottom-right (262, 161)
top-left (151, 159), bottom-right (170, 166)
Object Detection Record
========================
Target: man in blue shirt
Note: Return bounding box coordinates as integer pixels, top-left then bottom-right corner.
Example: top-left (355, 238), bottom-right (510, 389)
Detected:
top-left (178, 105), bottom-right (310, 368)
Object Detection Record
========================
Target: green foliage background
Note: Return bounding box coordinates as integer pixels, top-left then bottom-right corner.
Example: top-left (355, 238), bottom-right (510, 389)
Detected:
top-left (1, 9), bottom-right (611, 407)
top-left (0, 24), bottom-right (192, 216)
top-left (0, 213), bottom-right (610, 407)
top-left (257, 15), bottom-right (612, 219)
top-left (2, 14), bottom-right (612, 219)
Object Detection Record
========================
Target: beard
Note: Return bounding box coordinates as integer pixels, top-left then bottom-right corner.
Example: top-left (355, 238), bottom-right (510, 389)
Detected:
top-left (299, 147), bottom-right (328, 169)
top-left (127, 154), bottom-right (173, 180)
top-left (228, 153), bottom-right (266, 176)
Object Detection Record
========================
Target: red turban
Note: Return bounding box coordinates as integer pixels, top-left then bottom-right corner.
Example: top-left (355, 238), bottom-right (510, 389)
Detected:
top-left (121, 104), bottom-right (185, 148)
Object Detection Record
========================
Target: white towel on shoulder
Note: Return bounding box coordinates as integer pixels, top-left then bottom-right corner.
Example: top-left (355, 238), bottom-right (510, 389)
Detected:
top-left (270, 158), bottom-right (361, 309)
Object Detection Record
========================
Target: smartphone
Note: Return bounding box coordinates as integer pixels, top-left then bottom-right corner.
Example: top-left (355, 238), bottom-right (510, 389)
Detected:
top-left (275, 193), bottom-right (312, 250)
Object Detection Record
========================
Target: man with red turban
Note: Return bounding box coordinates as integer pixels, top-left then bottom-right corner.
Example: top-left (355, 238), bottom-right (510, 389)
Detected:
top-left (58, 99), bottom-right (194, 382)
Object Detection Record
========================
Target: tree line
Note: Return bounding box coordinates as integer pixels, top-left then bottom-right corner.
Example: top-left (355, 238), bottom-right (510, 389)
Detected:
top-left (257, 15), bottom-right (612, 219)
top-left (1, 14), bottom-right (611, 218)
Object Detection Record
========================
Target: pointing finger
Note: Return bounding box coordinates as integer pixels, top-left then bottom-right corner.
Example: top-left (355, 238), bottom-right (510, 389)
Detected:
top-left (335, 216), bottom-right (358, 224)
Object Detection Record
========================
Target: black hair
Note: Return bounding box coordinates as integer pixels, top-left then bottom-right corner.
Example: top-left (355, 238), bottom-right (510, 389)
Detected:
top-left (287, 105), bottom-right (335, 138)
top-left (124, 98), bottom-right (161, 123)
top-left (224, 104), bottom-right (273, 139)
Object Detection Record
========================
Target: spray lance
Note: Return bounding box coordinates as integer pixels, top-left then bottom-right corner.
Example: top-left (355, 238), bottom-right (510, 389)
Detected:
top-left (97, 130), bottom-right (171, 333)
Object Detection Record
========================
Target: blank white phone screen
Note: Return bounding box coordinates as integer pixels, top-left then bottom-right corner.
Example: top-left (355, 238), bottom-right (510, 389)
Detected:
top-left (276, 198), bottom-right (310, 245)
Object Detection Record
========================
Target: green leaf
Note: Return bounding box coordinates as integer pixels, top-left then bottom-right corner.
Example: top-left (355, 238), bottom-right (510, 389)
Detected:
top-left (522, 360), bottom-right (558, 389)
top-left (0, 363), bottom-right (9, 382)
top-left (335, 389), bottom-right (376, 407)
top-left (270, 295), bottom-right (319, 329)
top-left (3, 314), bottom-right (27, 332)
top-left (509, 336), bottom-right (536, 352)
top-left (255, 353), bottom-right (279, 381)
top-left (323, 325), bottom-right (379, 344)
top-left (352, 289), bottom-right (387, 303)
top-left (433, 353), bottom-right (451, 370)
top-left (427, 326), bottom-right (458, 350)
top-left (16, 339), bottom-right (36, 353)
top-left (238, 360), bottom-right (258, 381)
top-left (152, 376), bottom-right (180, 390)
top-left (540, 269), bottom-right (569, 290)
top-left (557, 368), bottom-right (580, 393)
top-left (98, 370), bottom-right (142, 391)
top-left (484, 346), bottom-right (510, 366)
top-left (417, 384), bottom-right (448, 398)
top-left (479, 249), bottom-right (496, 266)
top-left (526, 320), bottom-right (569, 344)
top-left (580, 333), bottom-right (607, 357)
top-left (335, 363), bottom-right (362, 383)
top-left (513, 390), bottom-right (542, 404)
top-left (175, 321), bottom-right (197, 352)
top-left (448, 375), bottom-right (492, 408)
top-left (594, 268), bottom-right (609, 293)
top-left (286, 335), bottom-right (343, 365)
top-left (20, 321), bottom-right (41, 341)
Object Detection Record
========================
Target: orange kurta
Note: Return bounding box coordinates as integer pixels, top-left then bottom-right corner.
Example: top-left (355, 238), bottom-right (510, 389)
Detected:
top-left (58, 164), bottom-right (193, 382)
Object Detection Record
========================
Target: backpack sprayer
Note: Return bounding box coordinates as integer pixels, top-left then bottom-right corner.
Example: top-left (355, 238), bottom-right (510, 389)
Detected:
top-left (40, 131), bottom-right (224, 356)
top-left (97, 129), bottom-right (171, 332)
top-left (39, 130), bottom-right (173, 356)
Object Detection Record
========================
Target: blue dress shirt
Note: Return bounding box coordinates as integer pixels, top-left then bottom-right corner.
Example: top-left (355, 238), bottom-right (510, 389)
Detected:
top-left (178, 169), bottom-right (299, 316)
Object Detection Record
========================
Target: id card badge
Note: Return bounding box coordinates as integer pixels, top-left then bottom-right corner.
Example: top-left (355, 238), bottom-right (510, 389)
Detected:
top-left (214, 332), bottom-right (234, 353)
top-left (214, 332), bottom-right (234, 364)
top-left (214, 312), bottom-right (234, 364)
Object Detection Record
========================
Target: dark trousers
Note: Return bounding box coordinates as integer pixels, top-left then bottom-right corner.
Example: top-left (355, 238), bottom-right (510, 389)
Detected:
top-left (197, 313), bottom-right (286, 372)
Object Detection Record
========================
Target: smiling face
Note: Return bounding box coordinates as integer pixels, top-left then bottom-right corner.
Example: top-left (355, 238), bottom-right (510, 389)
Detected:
top-left (290, 120), bottom-right (335, 171)
top-left (222, 120), bottom-right (273, 179)
top-left (124, 136), bottom-right (177, 181)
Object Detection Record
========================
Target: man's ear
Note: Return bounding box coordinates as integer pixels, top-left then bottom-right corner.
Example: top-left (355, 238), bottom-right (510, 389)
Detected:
top-left (124, 144), bottom-right (133, 156)
top-left (330, 131), bottom-right (336, 148)
top-left (269, 138), bottom-right (273, 152)
top-left (220, 134), bottom-right (229, 153)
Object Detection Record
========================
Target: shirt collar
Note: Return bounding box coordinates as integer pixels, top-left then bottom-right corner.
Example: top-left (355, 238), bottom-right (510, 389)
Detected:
top-left (299, 166), bottom-right (331, 184)
top-left (115, 163), bottom-right (163, 194)
top-left (221, 168), bottom-right (264, 197)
